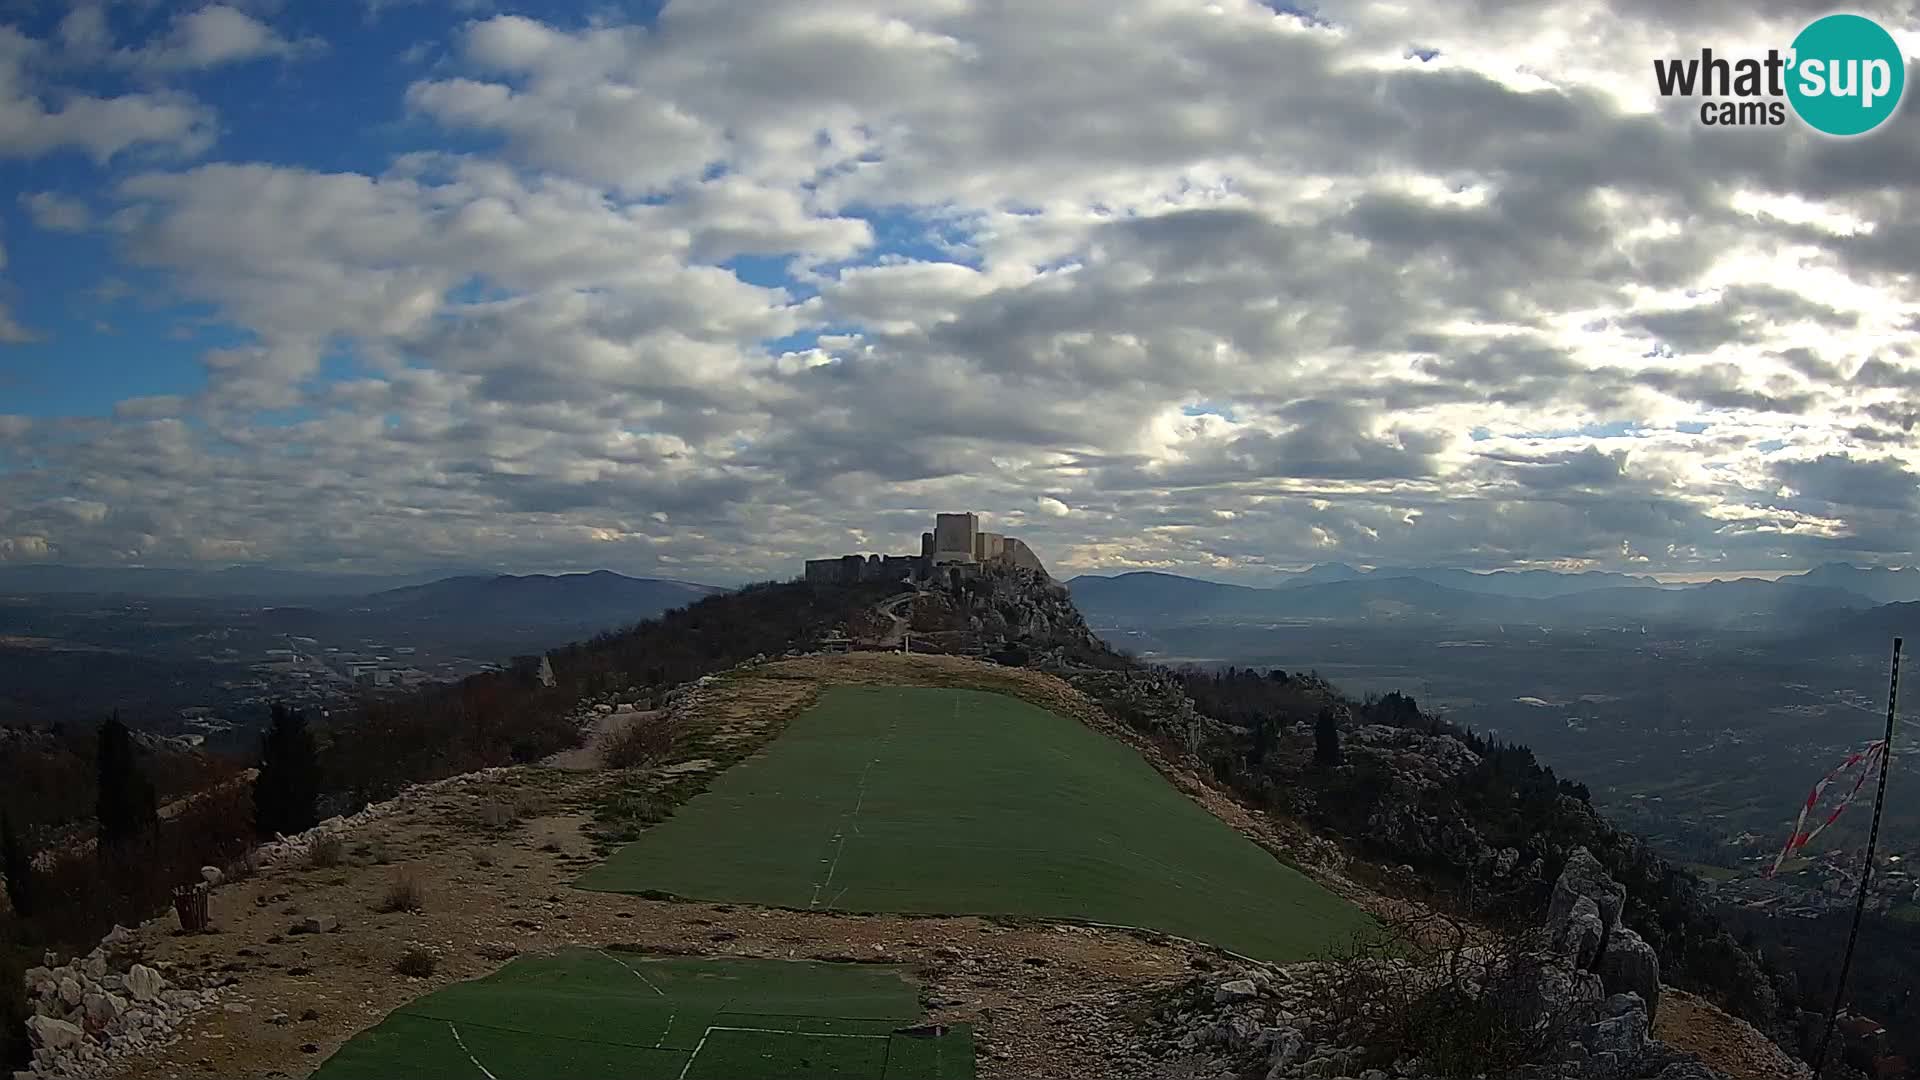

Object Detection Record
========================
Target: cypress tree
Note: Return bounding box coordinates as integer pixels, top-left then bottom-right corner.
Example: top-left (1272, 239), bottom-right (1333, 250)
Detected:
top-left (1, 811), bottom-right (31, 916)
top-left (1314, 705), bottom-right (1343, 767)
top-left (254, 703), bottom-right (321, 838)
top-left (95, 713), bottom-right (158, 851)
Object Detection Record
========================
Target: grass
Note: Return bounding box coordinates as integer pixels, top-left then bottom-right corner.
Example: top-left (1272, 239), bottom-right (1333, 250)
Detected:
top-left (578, 686), bottom-right (1374, 962)
top-left (311, 950), bottom-right (972, 1080)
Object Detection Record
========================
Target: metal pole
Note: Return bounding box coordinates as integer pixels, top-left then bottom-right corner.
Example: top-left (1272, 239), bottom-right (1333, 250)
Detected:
top-left (1810, 637), bottom-right (1901, 1078)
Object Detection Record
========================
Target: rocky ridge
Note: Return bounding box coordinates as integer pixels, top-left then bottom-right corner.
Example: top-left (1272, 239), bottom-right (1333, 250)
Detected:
top-left (1138, 848), bottom-right (1763, 1080)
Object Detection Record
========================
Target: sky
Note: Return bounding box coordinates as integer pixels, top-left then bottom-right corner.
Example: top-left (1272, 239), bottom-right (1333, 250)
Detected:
top-left (2, 0), bottom-right (1919, 586)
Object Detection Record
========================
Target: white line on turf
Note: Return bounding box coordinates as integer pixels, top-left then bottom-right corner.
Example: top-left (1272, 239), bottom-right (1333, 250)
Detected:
top-left (677, 1022), bottom-right (896, 1078)
top-left (447, 1022), bottom-right (500, 1080)
top-left (809, 703), bottom-right (904, 911)
top-left (597, 949), bottom-right (676, 1047)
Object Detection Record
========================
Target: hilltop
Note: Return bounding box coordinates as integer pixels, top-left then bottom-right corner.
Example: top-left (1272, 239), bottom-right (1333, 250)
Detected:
top-left (2, 567), bottom-right (1873, 1079)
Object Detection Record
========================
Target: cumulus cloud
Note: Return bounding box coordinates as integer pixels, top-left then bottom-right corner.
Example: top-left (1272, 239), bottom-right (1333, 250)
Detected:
top-left (0, 27), bottom-right (214, 163)
top-left (21, 191), bottom-right (91, 231)
top-left (5, 0), bottom-right (1920, 579)
top-left (116, 4), bottom-right (321, 72)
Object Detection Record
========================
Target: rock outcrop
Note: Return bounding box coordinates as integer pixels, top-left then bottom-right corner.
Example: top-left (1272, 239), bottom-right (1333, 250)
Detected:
top-left (1141, 848), bottom-right (1721, 1080)
top-left (19, 925), bottom-right (222, 1079)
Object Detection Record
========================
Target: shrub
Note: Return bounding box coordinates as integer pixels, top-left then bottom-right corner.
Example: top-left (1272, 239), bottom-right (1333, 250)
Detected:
top-left (476, 800), bottom-right (517, 829)
top-left (1309, 912), bottom-right (1590, 1080)
top-left (306, 834), bottom-right (344, 870)
top-left (393, 945), bottom-right (437, 977)
top-left (600, 720), bottom-right (677, 770)
top-left (378, 872), bottom-right (425, 914)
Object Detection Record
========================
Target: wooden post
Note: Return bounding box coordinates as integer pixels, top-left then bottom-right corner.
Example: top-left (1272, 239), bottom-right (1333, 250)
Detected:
top-left (173, 881), bottom-right (210, 933)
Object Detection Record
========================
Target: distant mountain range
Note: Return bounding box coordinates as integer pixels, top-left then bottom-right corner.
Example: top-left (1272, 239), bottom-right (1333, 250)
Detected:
top-left (1066, 565), bottom-right (1899, 631)
top-left (0, 564), bottom-right (465, 599)
top-left (347, 571), bottom-right (724, 626)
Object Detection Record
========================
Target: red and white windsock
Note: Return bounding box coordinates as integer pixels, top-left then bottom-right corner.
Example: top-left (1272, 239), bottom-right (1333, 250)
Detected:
top-left (1767, 740), bottom-right (1889, 878)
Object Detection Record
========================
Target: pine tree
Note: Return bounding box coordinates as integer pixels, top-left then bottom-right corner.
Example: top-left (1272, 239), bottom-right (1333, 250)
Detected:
top-left (254, 703), bottom-right (321, 839)
top-left (1314, 705), bottom-right (1343, 767)
top-left (95, 713), bottom-right (158, 851)
top-left (1, 811), bottom-right (31, 916)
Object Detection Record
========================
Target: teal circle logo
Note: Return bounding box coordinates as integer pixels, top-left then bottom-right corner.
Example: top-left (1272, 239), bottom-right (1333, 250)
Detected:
top-left (1787, 14), bottom-right (1905, 136)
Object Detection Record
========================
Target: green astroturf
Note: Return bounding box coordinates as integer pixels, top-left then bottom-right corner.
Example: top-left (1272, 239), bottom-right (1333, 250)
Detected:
top-left (310, 950), bottom-right (973, 1080)
top-left (578, 685), bottom-right (1373, 962)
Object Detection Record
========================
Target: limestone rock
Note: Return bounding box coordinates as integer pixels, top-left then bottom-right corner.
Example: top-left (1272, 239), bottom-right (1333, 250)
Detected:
top-left (294, 914), bottom-right (339, 934)
top-left (57, 976), bottom-right (83, 1007)
top-left (1214, 977), bottom-right (1259, 1004)
top-left (83, 992), bottom-right (122, 1027)
top-left (1598, 927), bottom-right (1660, 1020)
top-left (26, 1016), bottom-right (83, 1051)
top-left (1549, 847), bottom-right (1625, 945)
top-left (1553, 894), bottom-right (1605, 969)
top-left (103, 925), bottom-right (134, 946)
top-left (1583, 1010), bottom-right (1648, 1058)
top-left (126, 964), bottom-right (165, 1003)
top-left (201, 865), bottom-right (225, 887)
top-left (1264, 1027), bottom-right (1305, 1080)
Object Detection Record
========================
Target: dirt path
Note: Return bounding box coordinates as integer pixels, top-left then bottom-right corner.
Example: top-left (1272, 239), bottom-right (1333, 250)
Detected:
top-left (539, 708), bottom-right (663, 771)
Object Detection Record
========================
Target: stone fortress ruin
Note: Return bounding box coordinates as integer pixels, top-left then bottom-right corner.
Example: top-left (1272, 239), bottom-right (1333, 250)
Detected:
top-left (805, 512), bottom-right (1049, 585)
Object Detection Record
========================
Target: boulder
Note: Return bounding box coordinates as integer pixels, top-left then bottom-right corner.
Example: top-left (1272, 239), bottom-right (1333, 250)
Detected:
top-left (1549, 848), bottom-right (1625, 947)
top-left (1552, 894), bottom-right (1605, 969)
top-left (1214, 977), bottom-right (1259, 1004)
top-left (58, 976), bottom-right (83, 1007)
top-left (83, 992), bottom-right (122, 1027)
top-left (1582, 990), bottom-right (1649, 1062)
top-left (1264, 1027), bottom-right (1305, 1080)
top-left (82, 951), bottom-right (108, 979)
top-left (201, 865), bottom-right (225, 887)
top-left (1212, 1013), bottom-right (1262, 1051)
top-left (103, 925), bottom-right (134, 946)
top-left (1598, 927), bottom-right (1660, 1020)
top-left (293, 914), bottom-right (339, 935)
top-left (26, 1015), bottom-right (83, 1051)
top-left (126, 964), bottom-right (165, 1003)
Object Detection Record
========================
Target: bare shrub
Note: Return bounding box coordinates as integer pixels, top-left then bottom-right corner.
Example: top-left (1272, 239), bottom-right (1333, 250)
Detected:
top-left (600, 719), bottom-right (677, 770)
top-left (1307, 910), bottom-right (1593, 1080)
top-left (306, 834), bottom-right (344, 869)
top-left (377, 872), bottom-right (425, 914)
top-left (476, 800), bottom-right (517, 829)
top-left (512, 792), bottom-right (555, 819)
top-left (393, 945), bottom-right (437, 977)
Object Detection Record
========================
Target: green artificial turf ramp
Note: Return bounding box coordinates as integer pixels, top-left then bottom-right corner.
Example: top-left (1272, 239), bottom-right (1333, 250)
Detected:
top-left (311, 950), bottom-right (972, 1080)
top-left (579, 685), bottom-right (1372, 961)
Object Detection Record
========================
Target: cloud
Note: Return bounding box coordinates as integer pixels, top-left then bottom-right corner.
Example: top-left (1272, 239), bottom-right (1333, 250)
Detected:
top-left (0, 27), bottom-right (214, 163)
top-left (5, 0), bottom-right (1920, 578)
top-left (119, 4), bottom-right (320, 71)
top-left (21, 191), bottom-right (92, 231)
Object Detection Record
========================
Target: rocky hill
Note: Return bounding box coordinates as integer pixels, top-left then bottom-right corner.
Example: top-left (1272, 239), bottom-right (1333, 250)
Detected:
top-left (4, 572), bottom-right (1854, 1080)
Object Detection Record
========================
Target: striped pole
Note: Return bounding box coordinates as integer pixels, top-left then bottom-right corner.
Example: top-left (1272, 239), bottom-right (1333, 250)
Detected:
top-left (1811, 637), bottom-right (1900, 1078)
